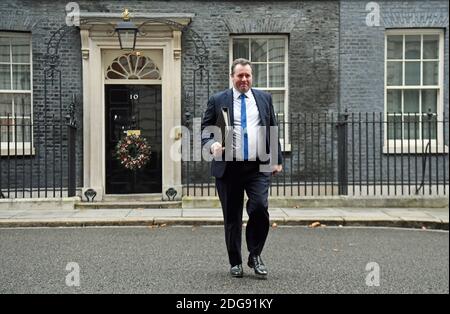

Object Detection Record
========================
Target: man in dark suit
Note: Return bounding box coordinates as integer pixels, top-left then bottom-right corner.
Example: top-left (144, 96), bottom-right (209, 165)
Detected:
top-left (201, 58), bottom-right (283, 278)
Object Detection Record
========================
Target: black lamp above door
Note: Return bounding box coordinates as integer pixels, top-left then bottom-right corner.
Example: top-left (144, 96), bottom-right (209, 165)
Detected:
top-left (115, 9), bottom-right (138, 50)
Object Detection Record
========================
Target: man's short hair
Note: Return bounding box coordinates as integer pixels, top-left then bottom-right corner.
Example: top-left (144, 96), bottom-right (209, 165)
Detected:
top-left (231, 58), bottom-right (252, 75)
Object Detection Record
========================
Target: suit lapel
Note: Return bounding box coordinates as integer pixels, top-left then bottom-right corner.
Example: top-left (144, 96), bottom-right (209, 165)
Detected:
top-left (224, 88), bottom-right (234, 126)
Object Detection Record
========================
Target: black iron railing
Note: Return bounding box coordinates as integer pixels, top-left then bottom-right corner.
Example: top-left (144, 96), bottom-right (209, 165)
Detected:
top-left (183, 112), bottom-right (449, 197)
top-left (2, 111), bottom-right (448, 199)
top-left (0, 111), bottom-right (77, 199)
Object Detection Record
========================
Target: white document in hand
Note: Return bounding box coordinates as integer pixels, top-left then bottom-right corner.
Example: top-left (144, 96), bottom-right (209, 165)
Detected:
top-left (221, 107), bottom-right (231, 147)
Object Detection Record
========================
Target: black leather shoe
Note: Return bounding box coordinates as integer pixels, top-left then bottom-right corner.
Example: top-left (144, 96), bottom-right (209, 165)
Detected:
top-left (247, 255), bottom-right (268, 278)
top-left (230, 264), bottom-right (243, 278)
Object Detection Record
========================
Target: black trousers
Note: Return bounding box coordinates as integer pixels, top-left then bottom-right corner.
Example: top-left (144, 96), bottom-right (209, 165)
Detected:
top-left (215, 161), bottom-right (271, 266)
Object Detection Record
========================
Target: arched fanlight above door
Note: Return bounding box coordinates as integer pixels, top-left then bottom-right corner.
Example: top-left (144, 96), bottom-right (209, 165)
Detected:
top-left (105, 53), bottom-right (161, 80)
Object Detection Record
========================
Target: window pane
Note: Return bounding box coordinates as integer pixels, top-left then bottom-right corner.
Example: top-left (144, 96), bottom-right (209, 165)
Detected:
top-left (423, 61), bottom-right (438, 85)
top-left (422, 114), bottom-right (437, 140)
top-left (12, 38), bottom-right (30, 63)
top-left (268, 39), bottom-right (285, 62)
top-left (0, 118), bottom-right (14, 142)
top-left (387, 90), bottom-right (401, 113)
top-left (387, 35), bottom-right (403, 59)
top-left (139, 60), bottom-right (160, 79)
top-left (12, 64), bottom-right (30, 90)
top-left (252, 63), bottom-right (267, 88)
top-left (0, 92), bottom-right (13, 142)
top-left (404, 114), bottom-right (420, 140)
top-left (0, 93), bottom-right (13, 115)
top-left (423, 35), bottom-right (438, 59)
top-left (269, 63), bottom-right (284, 87)
top-left (276, 112), bottom-right (285, 139)
top-left (387, 115), bottom-right (402, 140)
top-left (405, 35), bottom-right (420, 59)
top-left (269, 90), bottom-right (285, 114)
top-left (0, 64), bottom-right (11, 89)
top-left (405, 62), bottom-right (420, 85)
top-left (15, 117), bottom-right (31, 142)
top-left (386, 61), bottom-right (402, 85)
top-left (422, 90), bottom-right (437, 113)
top-left (14, 94), bottom-right (31, 117)
top-left (251, 39), bottom-right (267, 62)
top-left (233, 39), bottom-right (249, 60)
top-left (404, 90), bottom-right (419, 113)
top-left (118, 55), bottom-right (130, 72)
top-left (0, 37), bottom-right (10, 62)
top-left (128, 54), bottom-right (137, 73)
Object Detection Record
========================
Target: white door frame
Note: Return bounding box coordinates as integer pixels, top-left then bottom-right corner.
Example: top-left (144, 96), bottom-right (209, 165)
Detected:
top-left (79, 15), bottom-right (189, 201)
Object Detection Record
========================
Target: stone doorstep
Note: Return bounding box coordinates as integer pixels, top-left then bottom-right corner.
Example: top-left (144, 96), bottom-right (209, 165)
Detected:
top-left (74, 201), bottom-right (182, 209)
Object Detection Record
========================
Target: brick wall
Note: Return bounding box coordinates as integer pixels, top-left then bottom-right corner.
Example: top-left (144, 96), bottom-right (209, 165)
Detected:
top-left (340, 0), bottom-right (449, 185)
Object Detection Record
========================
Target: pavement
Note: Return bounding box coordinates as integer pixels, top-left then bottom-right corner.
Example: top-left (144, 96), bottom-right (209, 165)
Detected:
top-left (0, 207), bottom-right (448, 229)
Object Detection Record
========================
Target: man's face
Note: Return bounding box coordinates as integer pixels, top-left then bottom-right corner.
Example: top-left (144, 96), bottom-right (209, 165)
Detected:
top-left (231, 64), bottom-right (252, 93)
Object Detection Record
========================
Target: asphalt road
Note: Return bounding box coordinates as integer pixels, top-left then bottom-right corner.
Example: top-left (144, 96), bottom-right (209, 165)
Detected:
top-left (0, 226), bottom-right (448, 294)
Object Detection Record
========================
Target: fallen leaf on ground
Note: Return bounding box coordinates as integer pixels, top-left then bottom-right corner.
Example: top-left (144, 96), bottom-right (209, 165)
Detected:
top-left (309, 221), bottom-right (321, 228)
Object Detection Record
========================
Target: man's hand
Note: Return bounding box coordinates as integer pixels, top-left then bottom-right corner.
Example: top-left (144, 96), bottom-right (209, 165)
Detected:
top-left (211, 142), bottom-right (224, 158)
top-left (272, 165), bottom-right (282, 175)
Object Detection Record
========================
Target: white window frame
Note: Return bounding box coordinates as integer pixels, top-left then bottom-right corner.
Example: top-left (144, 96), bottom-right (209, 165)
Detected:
top-left (229, 35), bottom-right (291, 151)
top-left (384, 29), bottom-right (447, 154)
top-left (0, 32), bottom-right (34, 156)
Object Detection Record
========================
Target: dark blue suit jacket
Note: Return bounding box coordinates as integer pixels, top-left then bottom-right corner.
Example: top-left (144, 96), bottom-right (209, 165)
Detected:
top-left (201, 88), bottom-right (283, 178)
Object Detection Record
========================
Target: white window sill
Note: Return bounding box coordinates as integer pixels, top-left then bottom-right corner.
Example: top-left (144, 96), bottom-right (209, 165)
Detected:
top-left (1, 146), bottom-right (36, 156)
top-left (280, 142), bottom-right (291, 152)
top-left (383, 145), bottom-right (448, 154)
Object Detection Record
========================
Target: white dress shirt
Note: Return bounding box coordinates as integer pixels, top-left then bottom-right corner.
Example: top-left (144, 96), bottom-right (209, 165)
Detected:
top-left (232, 87), bottom-right (261, 160)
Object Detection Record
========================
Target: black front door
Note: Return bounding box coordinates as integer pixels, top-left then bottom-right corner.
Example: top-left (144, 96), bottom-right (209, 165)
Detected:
top-left (105, 85), bottom-right (162, 194)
